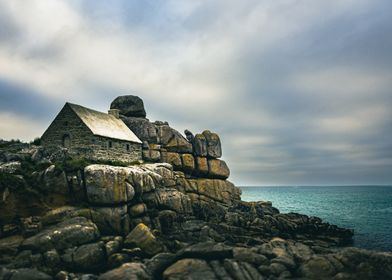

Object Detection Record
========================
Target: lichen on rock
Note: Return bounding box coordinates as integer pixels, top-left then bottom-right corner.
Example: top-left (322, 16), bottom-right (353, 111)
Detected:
top-left (0, 96), bottom-right (390, 280)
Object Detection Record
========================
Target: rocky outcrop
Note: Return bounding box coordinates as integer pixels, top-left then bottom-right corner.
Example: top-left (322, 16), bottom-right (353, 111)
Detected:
top-left (0, 96), bottom-right (390, 279)
top-left (124, 223), bottom-right (164, 256)
top-left (0, 146), bottom-right (364, 278)
top-left (20, 217), bottom-right (100, 252)
top-left (111, 95), bottom-right (227, 180)
top-left (176, 178), bottom-right (240, 207)
top-left (110, 95), bottom-right (147, 118)
top-left (202, 130), bottom-right (222, 159)
top-left (85, 165), bottom-right (136, 205)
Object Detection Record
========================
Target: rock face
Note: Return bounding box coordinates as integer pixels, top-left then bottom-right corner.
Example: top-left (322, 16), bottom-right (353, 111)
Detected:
top-left (202, 130), bottom-right (222, 158)
top-left (111, 96), bottom-right (227, 180)
top-left (192, 134), bottom-right (207, 157)
top-left (110, 95), bottom-right (147, 118)
top-left (124, 223), bottom-right (164, 256)
top-left (21, 217), bottom-right (100, 252)
top-left (85, 165), bottom-right (136, 205)
top-left (0, 96), bottom-right (390, 279)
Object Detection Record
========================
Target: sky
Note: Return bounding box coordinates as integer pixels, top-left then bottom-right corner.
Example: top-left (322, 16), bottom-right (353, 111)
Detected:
top-left (0, 0), bottom-right (391, 186)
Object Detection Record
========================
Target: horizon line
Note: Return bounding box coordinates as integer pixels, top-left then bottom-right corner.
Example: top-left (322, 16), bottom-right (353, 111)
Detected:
top-left (239, 184), bottom-right (392, 187)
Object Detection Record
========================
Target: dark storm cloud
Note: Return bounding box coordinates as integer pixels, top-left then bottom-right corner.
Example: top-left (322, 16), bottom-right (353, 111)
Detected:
top-left (0, 78), bottom-right (60, 119)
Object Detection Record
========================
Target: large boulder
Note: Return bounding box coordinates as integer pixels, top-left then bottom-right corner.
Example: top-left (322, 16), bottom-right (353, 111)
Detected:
top-left (68, 241), bottom-right (106, 272)
top-left (85, 165), bottom-right (136, 205)
top-left (21, 217), bottom-right (100, 252)
top-left (121, 117), bottom-right (158, 143)
top-left (161, 152), bottom-right (182, 169)
top-left (0, 174), bottom-right (48, 225)
top-left (195, 157), bottom-right (208, 176)
top-left (38, 165), bottom-right (70, 206)
top-left (176, 178), bottom-right (241, 207)
top-left (156, 124), bottom-right (192, 153)
top-left (142, 144), bottom-right (161, 162)
top-left (163, 258), bottom-right (216, 280)
top-left (207, 159), bottom-right (230, 179)
top-left (142, 189), bottom-right (192, 214)
top-left (202, 130), bottom-right (222, 158)
top-left (85, 164), bottom-right (170, 205)
top-left (92, 205), bottom-right (130, 235)
top-left (192, 134), bottom-right (207, 157)
top-left (40, 165), bottom-right (68, 194)
top-left (98, 262), bottom-right (150, 280)
top-left (129, 203), bottom-right (148, 217)
top-left (181, 154), bottom-right (195, 173)
top-left (124, 223), bottom-right (164, 256)
top-left (0, 268), bottom-right (52, 280)
top-left (110, 95), bottom-right (146, 118)
top-left (164, 131), bottom-right (193, 153)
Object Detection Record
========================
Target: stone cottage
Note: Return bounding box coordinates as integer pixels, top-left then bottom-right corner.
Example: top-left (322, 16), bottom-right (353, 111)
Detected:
top-left (41, 102), bottom-right (142, 162)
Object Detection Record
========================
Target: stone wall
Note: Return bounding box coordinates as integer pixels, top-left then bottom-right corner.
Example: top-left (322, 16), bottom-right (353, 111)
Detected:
top-left (41, 104), bottom-right (142, 163)
top-left (73, 136), bottom-right (142, 163)
top-left (41, 104), bottom-right (92, 148)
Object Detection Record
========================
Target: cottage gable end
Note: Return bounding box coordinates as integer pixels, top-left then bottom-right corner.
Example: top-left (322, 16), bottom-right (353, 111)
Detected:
top-left (41, 103), bottom-right (93, 148)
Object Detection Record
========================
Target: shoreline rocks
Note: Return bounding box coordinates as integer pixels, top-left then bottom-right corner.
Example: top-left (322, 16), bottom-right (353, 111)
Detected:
top-left (1, 95), bottom-right (390, 279)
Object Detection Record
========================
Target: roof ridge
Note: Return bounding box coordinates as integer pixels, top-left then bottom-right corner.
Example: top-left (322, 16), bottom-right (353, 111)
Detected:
top-left (65, 102), bottom-right (142, 143)
top-left (67, 102), bottom-right (109, 116)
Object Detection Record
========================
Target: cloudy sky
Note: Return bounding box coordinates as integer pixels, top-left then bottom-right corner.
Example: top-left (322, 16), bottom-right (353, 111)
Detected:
top-left (1, 0), bottom-right (391, 186)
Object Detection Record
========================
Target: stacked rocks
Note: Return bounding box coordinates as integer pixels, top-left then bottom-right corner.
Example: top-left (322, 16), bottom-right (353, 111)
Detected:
top-left (110, 95), bottom-right (230, 180)
top-left (83, 163), bottom-right (192, 235)
top-left (1, 97), bottom-right (391, 279)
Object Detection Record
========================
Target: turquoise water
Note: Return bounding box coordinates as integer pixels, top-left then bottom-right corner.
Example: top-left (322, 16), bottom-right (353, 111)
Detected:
top-left (240, 186), bottom-right (392, 252)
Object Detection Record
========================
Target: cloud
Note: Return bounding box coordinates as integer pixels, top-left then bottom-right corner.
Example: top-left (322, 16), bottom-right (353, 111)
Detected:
top-left (0, 112), bottom-right (47, 141)
top-left (0, 78), bottom-right (60, 119)
top-left (0, 0), bottom-right (391, 185)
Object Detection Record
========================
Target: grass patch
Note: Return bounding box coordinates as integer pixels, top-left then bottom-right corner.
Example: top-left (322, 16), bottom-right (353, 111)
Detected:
top-left (30, 137), bottom-right (41, 146)
top-left (54, 158), bottom-right (134, 173)
top-left (0, 139), bottom-right (23, 150)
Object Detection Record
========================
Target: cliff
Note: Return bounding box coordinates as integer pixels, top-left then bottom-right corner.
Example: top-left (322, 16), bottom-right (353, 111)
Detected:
top-left (0, 96), bottom-right (391, 280)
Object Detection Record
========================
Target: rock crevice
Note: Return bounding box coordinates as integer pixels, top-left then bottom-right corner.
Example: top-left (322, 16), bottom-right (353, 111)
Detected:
top-left (0, 96), bottom-right (390, 280)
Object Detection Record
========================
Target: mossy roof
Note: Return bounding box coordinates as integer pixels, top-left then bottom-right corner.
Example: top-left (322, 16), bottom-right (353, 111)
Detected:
top-left (67, 103), bottom-right (142, 143)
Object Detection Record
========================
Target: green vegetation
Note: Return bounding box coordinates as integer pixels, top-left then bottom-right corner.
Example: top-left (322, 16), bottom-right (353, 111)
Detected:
top-left (0, 173), bottom-right (26, 192)
top-left (54, 157), bottom-right (132, 173)
top-left (0, 139), bottom-right (21, 149)
top-left (31, 137), bottom-right (41, 146)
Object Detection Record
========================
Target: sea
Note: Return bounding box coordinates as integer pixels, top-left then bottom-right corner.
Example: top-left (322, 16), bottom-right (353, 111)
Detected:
top-left (240, 186), bottom-right (392, 252)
